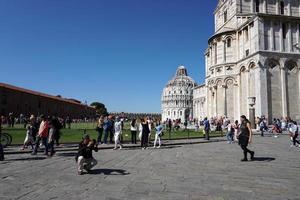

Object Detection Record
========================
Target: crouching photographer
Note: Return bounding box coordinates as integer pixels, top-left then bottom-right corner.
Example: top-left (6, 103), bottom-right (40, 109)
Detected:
top-left (76, 134), bottom-right (98, 175)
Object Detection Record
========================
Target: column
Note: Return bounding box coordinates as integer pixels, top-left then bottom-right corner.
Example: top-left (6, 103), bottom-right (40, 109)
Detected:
top-left (297, 24), bottom-right (300, 53)
top-left (276, 0), bottom-right (279, 15)
top-left (288, 22), bottom-right (293, 52)
top-left (223, 85), bottom-right (227, 117)
top-left (223, 40), bottom-right (226, 63)
top-left (214, 87), bottom-right (217, 117)
top-left (288, 0), bottom-right (291, 16)
top-left (251, 0), bottom-right (254, 13)
top-left (281, 67), bottom-right (288, 117)
top-left (263, 0), bottom-right (267, 13)
top-left (236, 75), bottom-right (241, 119)
top-left (280, 21), bottom-right (284, 52)
top-left (270, 20), bottom-right (274, 50)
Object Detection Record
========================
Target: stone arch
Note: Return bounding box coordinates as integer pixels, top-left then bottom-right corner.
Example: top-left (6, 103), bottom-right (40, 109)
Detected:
top-left (265, 58), bottom-right (282, 121)
top-left (240, 65), bottom-right (248, 116)
top-left (239, 65), bottom-right (247, 74)
top-left (285, 59), bottom-right (299, 120)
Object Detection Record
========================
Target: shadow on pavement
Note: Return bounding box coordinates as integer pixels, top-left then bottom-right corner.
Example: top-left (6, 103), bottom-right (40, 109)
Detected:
top-left (89, 168), bottom-right (130, 175)
top-left (5, 157), bottom-right (46, 161)
top-left (57, 152), bottom-right (77, 157)
top-left (252, 157), bottom-right (275, 162)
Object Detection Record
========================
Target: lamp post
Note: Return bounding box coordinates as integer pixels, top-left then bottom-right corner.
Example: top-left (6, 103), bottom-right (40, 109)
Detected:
top-left (248, 97), bottom-right (256, 129)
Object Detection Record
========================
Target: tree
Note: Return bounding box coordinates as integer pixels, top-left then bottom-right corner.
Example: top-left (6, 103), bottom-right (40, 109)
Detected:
top-left (90, 102), bottom-right (108, 116)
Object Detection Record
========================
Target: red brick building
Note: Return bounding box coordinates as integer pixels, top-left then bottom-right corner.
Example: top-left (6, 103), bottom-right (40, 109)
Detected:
top-left (0, 83), bottom-right (96, 118)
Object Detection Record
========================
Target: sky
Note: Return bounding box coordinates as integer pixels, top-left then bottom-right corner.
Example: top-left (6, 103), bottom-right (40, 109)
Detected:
top-left (0, 0), bottom-right (216, 113)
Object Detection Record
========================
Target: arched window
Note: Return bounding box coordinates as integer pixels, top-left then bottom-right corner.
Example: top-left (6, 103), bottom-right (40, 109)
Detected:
top-left (227, 38), bottom-right (231, 48)
top-left (255, 0), bottom-right (260, 13)
top-left (224, 10), bottom-right (227, 22)
top-left (280, 1), bottom-right (284, 15)
top-left (180, 111), bottom-right (182, 116)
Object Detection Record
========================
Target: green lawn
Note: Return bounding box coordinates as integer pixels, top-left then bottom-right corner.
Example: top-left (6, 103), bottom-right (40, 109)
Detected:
top-left (1, 122), bottom-right (224, 145)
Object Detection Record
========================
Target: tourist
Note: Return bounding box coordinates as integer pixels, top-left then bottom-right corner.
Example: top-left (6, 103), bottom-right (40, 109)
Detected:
top-left (153, 124), bottom-right (163, 148)
top-left (52, 116), bottom-right (63, 146)
top-left (113, 117), bottom-right (123, 150)
top-left (225, 120), bottom-right (233, 144)
top-left (168, 119), bottom-right (172, 134)
top-left (103, 115), bottom-right (113, 144)
top-left (239, 115), bottom-right (255, 161)
top-left (97, 116), bottom-right (104, 145)
top-left (32, 115), bottom-right (49, 156)
top-left (141, 117), bottom-right (150, 149)
top-left (183, 120), bottom-right (188, 131)
top-left (233, 120), bottom-right (240, 142)
top-left (138, 118), bottom-right (143, 141)
top-left (47, 120), bottom-right (56, 156)
top-left (21, 125), bottom-right (34, 150)
top-left (76, 134), bottom-right (98, 175)
top-left (130, 118), bottom-right (137, 144)
top-left (289, 121), bottom-right (299, 147)
top-left (203, 117), bottom-right (210, 140)
top-left (66, 116), bottom-right (71, 129)
top-left (147, 117), bottom-right (153, 145)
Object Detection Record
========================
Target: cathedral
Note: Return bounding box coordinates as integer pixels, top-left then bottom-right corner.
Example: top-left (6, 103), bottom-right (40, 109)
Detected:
top-left (162, 0), bottom-right (300, 123)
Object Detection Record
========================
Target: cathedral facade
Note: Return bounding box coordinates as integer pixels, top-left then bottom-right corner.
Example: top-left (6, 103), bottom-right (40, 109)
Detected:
top-left (162, 0), bottom-right (300, 123)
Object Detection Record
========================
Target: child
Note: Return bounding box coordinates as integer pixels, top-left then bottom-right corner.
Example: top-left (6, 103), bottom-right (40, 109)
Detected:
top-left (154, 124), bottom-right (163, 148)
top-left (21, 125), bottom-right (34, 150)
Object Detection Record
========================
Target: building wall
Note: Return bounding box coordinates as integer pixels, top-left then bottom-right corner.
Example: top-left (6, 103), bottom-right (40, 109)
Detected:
top-left (0, 86), bottom-right (95, 118)
top-left (204, 0), bottom-right (300, 123)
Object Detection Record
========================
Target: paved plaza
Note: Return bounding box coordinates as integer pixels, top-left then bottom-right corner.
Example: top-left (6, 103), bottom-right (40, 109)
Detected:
top-left (0, 135), bottom-right (299, 200)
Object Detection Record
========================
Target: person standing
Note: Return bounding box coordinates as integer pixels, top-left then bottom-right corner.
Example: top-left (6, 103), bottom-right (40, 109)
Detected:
top-left (153, 124), bottom-right (163, 148)
top-left (141, 118), bottom-right (150, 149)
top-left (113, 117), bottom-right (123, 150)
top-left (97, 116), bottom-right (104, 145)
top-left (103, 116), bottom-right (112, 144)
top-left (130, 119), bottom-right (137, 144)
top-left (32, 115), bottom-right (49, 156)
top-left (239, 115), bottom-right (255, 161)
top-left (225, 121), bottom-right (233, 144)
top-left (233, 120), bottom-right (240, 142)
top-left (47, 120), bottom-right (56, 156)
top-left (203, 117), bottom-right (210, 140)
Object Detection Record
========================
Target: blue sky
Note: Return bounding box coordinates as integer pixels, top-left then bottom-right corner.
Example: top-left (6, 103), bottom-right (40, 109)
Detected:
top-left (0, 0), bottom-right (216, 113)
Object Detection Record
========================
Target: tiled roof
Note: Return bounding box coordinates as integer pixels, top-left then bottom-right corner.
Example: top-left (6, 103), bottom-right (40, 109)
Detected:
top-left (0, 82), bottom-right (93, 108)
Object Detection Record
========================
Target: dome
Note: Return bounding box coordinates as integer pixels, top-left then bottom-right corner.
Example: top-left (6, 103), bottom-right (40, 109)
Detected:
top-left (161, 65), bottom-right (197, 121)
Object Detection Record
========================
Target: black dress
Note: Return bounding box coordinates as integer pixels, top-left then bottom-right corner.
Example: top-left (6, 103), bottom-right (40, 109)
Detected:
top-left (141, 123), bottom-right (150, 148)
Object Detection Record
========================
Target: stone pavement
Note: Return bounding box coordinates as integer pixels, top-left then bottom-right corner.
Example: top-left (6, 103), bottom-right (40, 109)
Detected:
top-left (0, 135), bottom-right (299, 200)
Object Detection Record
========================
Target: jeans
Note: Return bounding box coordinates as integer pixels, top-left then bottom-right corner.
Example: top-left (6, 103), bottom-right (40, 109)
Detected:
top-left (48, 141), bottom-right (55, 156)
top-left (131, 130), bottom-right (137, 144)
top-left (103, 128), bottom-right (112, 144)
top-left (154, 134), bottom-right (161, 147)
top-left (293, 133), bottom-right (300, 146)
top-left (226, 131), bottom-right (233, 143)
top-left (97, 128), bottom-right (103, 144)
top-left (77, 156), bottom-right (97, 173)
top-left (32, 136), bottom-right (48, 155)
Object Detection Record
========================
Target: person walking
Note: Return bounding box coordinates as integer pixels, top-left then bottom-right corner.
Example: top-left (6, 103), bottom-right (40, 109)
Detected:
top-left (289, 121), bottom-right (300, 147)
top-left (47, 120), bottom-right (56, 156)
top-left (203, 117), bottom-right (210, 140)
top-left (113, 117), bottom-right (123, 150)
top-left (239, 115), bottom-right (255, 161)
top-left (97, 116), bottom-right (104, 145)
top-left (32, 115), bottom-right (49, 156)
top-left (233, 120), bottom-right (240, 142)
top-left (141, 117), bottom-right (150, 149)
top-left (130, 119), bottom-right (137, 144)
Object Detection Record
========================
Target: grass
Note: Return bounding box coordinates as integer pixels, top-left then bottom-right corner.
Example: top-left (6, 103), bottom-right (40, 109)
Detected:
top-left (1, 122), bottom-right (224, 145)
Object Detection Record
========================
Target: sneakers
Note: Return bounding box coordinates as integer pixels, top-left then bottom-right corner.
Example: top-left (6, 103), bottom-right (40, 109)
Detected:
top-left (78, 171), bottom-right (83, 175)
top-left (241, 158), bottom-right (248, 162)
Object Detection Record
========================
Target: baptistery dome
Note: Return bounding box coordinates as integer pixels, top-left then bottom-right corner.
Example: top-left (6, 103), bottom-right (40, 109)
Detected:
top-left (161, 66), bottom-right (197, 122)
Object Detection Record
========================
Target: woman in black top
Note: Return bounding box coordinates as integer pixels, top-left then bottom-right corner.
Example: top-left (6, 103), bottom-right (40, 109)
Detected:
top-left (239, 115), bottom-right (255, 161)
top-left (141, 117), bottom-right (150, 149)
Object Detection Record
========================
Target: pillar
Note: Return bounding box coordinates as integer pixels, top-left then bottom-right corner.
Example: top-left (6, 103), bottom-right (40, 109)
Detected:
top-left (281, 67), bottom-right (288, 117)
top-left (280, 21), bottom-right (284, 52)
top-left (288, 22), bottom-right (293, 52)
top-left (223, 85), bottom-right (227, 117)
top-left (270, 20), bottom-right (274, 50)
top-left (214, 87), bottom-right (217, 117)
